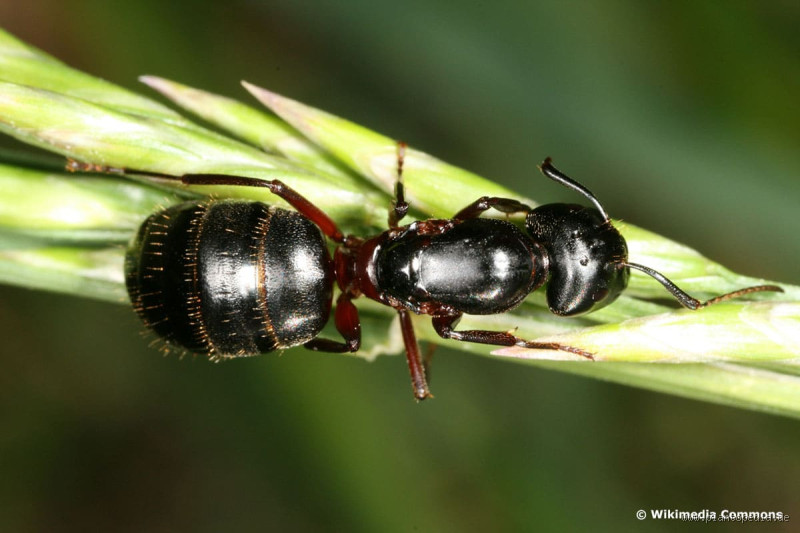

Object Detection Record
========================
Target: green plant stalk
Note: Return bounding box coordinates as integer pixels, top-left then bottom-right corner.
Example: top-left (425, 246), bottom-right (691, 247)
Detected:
top-left (533, 361), bottom-right (800, 419)
top-left (0, 242), bottom-right (126, 303)
top-left (138, 75), bottom-right (358, 182)
top-left (410, 315), bottom-right (800, 419)
top-left (0, 28), bottom-right (181, 122)
top-left (242, 81), bottom-right (530, 219)
top-left (0, 163), bottom-right (181, 241)
top-left (1, 27), bottom-right (798, 417)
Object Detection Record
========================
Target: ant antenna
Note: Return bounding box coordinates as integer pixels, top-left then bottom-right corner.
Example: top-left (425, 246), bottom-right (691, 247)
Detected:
top-left (624, 261), bottom-right (783, 309)
top-left (539, 158), bottom-right (610, 221)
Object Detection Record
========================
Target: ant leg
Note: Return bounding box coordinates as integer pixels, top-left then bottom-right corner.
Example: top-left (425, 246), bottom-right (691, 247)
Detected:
top-left (304, 292), bottom-right (361, 353)
top-left (66, 159), bottom-right (126, 175)
top-left (182, 174), bottom-right (346, 243)
top-left (432, 314), bottom-right (595, 360)
top-left (65, 159), bottom-right (183, 180)
top-left (625, 262), bottom-right (783, 309)
top-left (397, 309), bottom-right (433, 400)
top-left (388, 141), bottom-right (409, 228)
top-left (453, 197), bottom-right (533, 221)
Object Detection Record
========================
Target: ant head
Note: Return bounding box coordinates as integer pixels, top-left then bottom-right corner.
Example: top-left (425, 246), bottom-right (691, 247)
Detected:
top-left (528, 159), bottom-right (783, 316)
top-left (526, 203), bottom-right (629, 316)
top-left (526, 159), bottom-right (630, 315)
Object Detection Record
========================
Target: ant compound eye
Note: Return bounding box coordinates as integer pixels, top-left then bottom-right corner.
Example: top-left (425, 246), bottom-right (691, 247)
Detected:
top-left (592, 287), bottom-right (610, 303)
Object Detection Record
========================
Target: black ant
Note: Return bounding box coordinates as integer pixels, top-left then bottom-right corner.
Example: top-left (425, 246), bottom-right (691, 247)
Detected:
top-left (123, 146), bottom-right (782, 400)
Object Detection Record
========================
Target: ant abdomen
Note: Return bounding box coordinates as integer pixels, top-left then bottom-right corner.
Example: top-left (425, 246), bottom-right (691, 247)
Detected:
top-left (125, 200), bottom-right (334, 358)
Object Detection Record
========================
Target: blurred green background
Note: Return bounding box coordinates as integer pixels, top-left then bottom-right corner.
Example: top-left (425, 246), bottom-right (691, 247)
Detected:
top-left (1, 1), bottom-right (799, 531)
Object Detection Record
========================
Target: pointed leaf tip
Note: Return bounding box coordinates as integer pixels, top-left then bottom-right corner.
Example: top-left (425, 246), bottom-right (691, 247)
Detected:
top-left (139, 75), bottom-right (192, 102)
top-left (240, 81), bottom-right (315, 127)
top-left (138, 75), bottom-right (166, 91)
top-left (241, 80), bottom-right (276, 103)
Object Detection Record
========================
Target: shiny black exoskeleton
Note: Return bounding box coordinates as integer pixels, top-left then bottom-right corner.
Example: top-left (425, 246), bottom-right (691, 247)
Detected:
top-left (526, 203), bottom-right (629, 316)
top-left (126, 201), bottom-right (334, 358)
top-left (124, 149), bottom-right (781, 400)
top-left (375, 218), bottom-right (548, 315)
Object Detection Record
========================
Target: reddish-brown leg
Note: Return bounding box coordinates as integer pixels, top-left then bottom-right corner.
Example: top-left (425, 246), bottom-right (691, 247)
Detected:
top-left (453, 196), bottom-right (533, 221)
top-left (68, 165), bottom-right (348, 244)
top-left (181, 174), bottom-right (346, 243)
top-left (421, 342), bottom-right (437, 387)
top-left (304, 292), bottom-right (361, 353)
top-left (432, 314), bottom-right (594, 359)
top-left (388, 141), bottom-right (409, 228)
top-left (397, 309), bottom-right (432, 400)
top-left (65, 159), bottom-right (126, 175)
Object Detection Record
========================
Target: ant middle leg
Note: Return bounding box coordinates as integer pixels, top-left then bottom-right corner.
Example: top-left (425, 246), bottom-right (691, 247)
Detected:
top-left (397, 308), bottom-right (433, 400)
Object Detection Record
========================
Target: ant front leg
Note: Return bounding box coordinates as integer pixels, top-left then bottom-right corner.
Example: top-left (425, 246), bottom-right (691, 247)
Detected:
top-left (181, 174), bottom-right (346, 243)
top-left (389, 141), bottom-right (410, 228)
top-left (432, 314), bottom-right (595, 360)
top-left (304, 292), bottom-right (361, 353)
top-left (453, 196), bottom-right (533, 221)
top-left (397, 309), bottom-right (433, 400)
